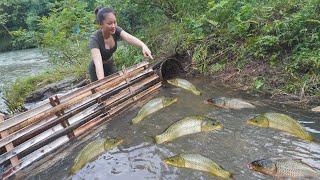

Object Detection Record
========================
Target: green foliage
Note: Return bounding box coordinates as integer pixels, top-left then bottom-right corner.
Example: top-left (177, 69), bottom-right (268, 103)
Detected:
top-left (173, 0), bottom-right (320, 96)
top-left (113, 43), bottom-right (144, 68)
top-left (0, 0), bottom-right (55, 51)
top-left (3, 0), bottom-right (320, 110)
top-left (39, 0), bottom-right (94, 66)
top-left (253, 77), bottom-right (264, 90)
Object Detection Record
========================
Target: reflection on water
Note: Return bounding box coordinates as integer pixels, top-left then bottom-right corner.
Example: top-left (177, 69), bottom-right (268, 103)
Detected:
top-left (25, 77), bottom-right (320, 180)
top-left (0, 48), bottom-right (48, 112)
top-left (72, 142), bottom-right (174, 180)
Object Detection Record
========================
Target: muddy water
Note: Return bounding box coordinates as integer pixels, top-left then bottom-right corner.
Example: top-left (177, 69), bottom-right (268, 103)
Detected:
top-left (0, 48), bottom-right (48, 112)
top-left (25, 77), bottom-right (320, 180)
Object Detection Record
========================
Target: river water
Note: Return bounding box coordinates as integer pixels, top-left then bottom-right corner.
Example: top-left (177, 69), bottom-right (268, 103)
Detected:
top-left (21, 77), bottom-right (320, 180)
top-left (0, 48), bottom-right (48, 113)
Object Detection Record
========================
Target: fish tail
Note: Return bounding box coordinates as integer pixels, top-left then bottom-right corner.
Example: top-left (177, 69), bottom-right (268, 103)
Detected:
top-left (70, 164), bottom-right (80, 175)
top-left (212, 170), bottom-right (233, 179)
top-left (131, 116), bottom-right (142, 124)
top-left (307, 134), bottom-right (314, 142)
top-left (193, 90), bottom-right (201, 96)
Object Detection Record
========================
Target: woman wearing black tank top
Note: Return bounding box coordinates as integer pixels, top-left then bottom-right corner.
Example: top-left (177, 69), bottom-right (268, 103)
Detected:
top-left (88, 7), bottom-right (153, 81)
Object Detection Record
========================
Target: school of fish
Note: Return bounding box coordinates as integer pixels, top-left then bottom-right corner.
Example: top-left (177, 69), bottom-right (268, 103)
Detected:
top-left (70, 78), bottom-right (319, 179)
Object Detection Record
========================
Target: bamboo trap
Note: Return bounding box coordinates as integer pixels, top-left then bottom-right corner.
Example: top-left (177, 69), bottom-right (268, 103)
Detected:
top-left (4, 66), bottom-right (149, 135)
top-left (0, 73), bottom-right (160, 165)
top-left (0, 61), bottom-right (149, 133)
top-left (0, 68), bottom-right (155, 149)
top-left (1, 81), bottom-right (162, 179)
top-left (0, 61), bottom-right (163, 179)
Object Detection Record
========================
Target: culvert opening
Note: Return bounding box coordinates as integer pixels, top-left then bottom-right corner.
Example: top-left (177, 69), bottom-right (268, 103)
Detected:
top-left (152, 58), bottom-right (184, 81)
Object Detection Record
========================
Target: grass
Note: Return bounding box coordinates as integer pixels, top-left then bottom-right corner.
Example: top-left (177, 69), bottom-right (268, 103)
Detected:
top-left (3, 62), bottom-right (88, 113)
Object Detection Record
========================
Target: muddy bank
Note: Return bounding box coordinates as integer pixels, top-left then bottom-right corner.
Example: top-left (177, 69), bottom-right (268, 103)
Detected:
top-left (180, 56), bottom-right (320, 110)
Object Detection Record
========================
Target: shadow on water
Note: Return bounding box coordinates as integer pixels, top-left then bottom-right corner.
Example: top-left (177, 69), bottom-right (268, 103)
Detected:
top-left (23, 76), bottom-right (320, 180)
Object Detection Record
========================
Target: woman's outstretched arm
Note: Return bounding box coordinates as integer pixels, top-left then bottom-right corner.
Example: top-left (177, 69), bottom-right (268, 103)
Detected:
top-left (120, 30), bottom-right (154, 60)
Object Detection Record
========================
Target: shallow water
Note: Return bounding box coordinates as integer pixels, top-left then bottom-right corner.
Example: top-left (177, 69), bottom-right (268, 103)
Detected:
top-left (0, 48), bottom-right (48, 112)
top-left (24, 76), bottom-right (320, 179)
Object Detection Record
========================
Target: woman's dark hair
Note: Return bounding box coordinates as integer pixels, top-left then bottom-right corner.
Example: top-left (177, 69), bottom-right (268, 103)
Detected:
top-left (94, 7), bottom-right (116, 25)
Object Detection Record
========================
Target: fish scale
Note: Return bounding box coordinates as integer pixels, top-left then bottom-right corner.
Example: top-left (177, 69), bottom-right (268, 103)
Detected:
top-left (138, 98), bottom-right (164, 117)
top-left (228, 99), bottom-right (255, 109)
top-left (177, 79), bottom-right (195, 89)
top-left (275, 159), bottom-right (320, 177)
top-left (155, 117), bottom-right (202, 144)
top-left (70, 138), bottom-right (122, 174)
top-left (265, 113), bottom-right (312, 141)
top-left (168, 78), bottom-right (201, 95)
top-left (131, 97), bottom-right (177, 124)
top-left (179, 154), bottom-right (232, 178)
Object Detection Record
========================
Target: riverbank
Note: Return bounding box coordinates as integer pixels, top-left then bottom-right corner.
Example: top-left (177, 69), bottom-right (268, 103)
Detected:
top-left (2, 0), bottom-right (320, 114)
top-left (2, 52), bottom-right (319, 115)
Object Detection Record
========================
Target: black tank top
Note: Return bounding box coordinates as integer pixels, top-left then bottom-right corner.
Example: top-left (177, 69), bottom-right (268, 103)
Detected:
top-left (88, 27), bottom-right (122, 61)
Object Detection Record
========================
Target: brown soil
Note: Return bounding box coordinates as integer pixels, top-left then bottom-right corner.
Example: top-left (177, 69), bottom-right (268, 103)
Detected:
top-left (171, 53), bottom-right (320, 110)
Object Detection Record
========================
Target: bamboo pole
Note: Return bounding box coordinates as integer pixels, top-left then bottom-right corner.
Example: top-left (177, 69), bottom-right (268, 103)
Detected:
top-left (74, 82), bottom-right (162, 136)
top-left (0, 62), bottom-right (149, 133)
top-left (0, 114), bottom-right (20, 167)
top-left (1, 136), bottom-right (70, 179)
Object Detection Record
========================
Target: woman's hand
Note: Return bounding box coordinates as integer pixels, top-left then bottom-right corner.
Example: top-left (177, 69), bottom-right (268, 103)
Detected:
top-left (142, 45), bottom-right (153, 60)
top-left (120, 30), bottom-right (154, 60)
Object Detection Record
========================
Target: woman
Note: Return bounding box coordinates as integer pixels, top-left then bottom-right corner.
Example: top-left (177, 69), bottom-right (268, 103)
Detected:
top-left (88, 7), bottom-right (153, 81)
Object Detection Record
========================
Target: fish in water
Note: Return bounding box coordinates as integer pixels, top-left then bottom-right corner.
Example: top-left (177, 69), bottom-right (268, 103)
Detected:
top-left (167, 78), bottom-right (201, 95)
top-left (155, 115), bottom-right (222, 144)
top-left (164, 153), bottom-right (232, 178)
top-left (131, 96), bottom-right (177, 124)
top-left (247, 112), bottom-right (313, 141)
top-left (311, 106), bottom-right (320, 112)
top-left (205, 97), bottom-right (255, 109)
top-left (70, 138), bottom-right (123, 174)
top-left (247, 158), bottom-right (320, 178)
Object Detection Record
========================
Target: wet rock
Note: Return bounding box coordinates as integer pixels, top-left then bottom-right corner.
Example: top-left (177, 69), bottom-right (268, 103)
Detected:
top-left (25, 77), bottom-right (89, 103)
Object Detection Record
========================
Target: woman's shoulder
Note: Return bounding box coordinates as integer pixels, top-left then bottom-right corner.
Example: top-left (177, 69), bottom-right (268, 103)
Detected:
top-left (91, 29), bottom-right (102, 38)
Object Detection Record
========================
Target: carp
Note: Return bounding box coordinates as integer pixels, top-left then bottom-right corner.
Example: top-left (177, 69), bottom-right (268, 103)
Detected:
top-left (155, 115), bottom-right (222, 144)
top-left (247, 112), bottom-right (313, 141)
top-left (164, 153), bottom-right (232, 178)
top-left (248, 158), bottom-right (320, 178)
top-left (167, 78), bottom-right (201, 95)
top-left (205, 97), bottom-right (255, 109)
top-left (70, 138), bottom-right (123, 174)
top-left (131, 96), bottom-right (177, 124)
